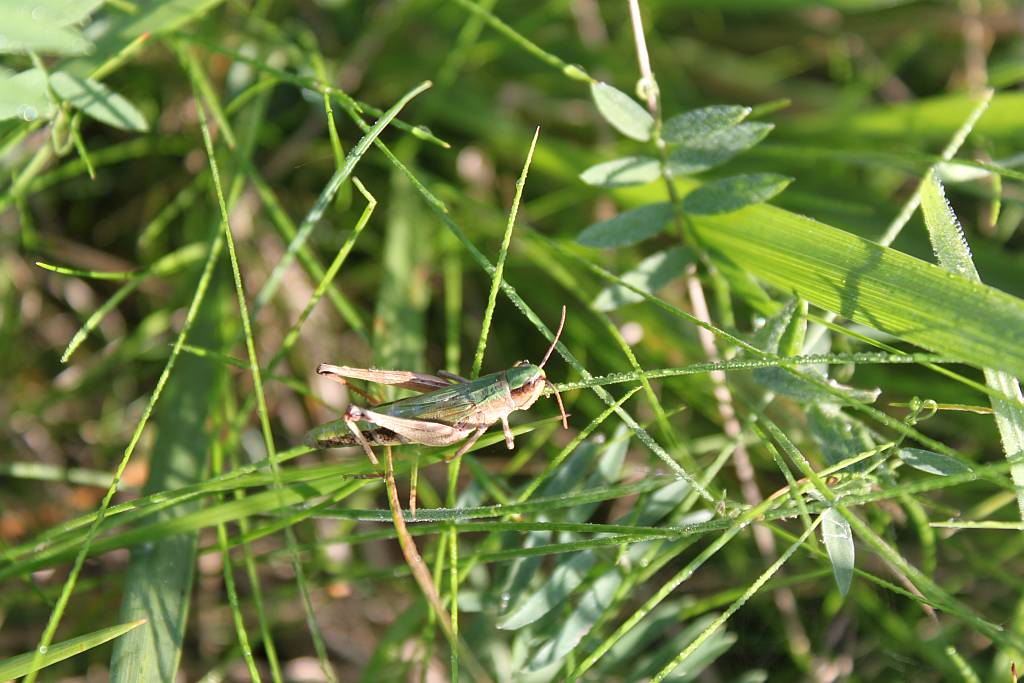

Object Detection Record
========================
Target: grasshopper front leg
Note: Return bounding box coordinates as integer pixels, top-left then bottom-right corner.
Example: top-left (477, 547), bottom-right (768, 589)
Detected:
top-left (343, 406), bottom-right (382, 466)
top-left (500, 417), bottom-right (515, 449)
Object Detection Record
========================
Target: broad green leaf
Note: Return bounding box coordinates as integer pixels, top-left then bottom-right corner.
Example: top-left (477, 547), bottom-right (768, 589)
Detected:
top-left (590, 81), bottom-right (654, 142)
top-left (691, 204), bottom-right (1024, 378)
top-left (50, 71), bottom-right (149, 132)
top-left (497, 552), bottom-right (596, 630)
top-left (821, 508), bottom-right (854, 596)
top-left (668, 122), bottom-right (774, 175)
top-left (0, 620), bottom-right (145, 680)
top-left (528, 569), bottom-right (623, 671)
top-left (592, 246), bottom-right (692, 311)
top-left (576, 202), bottom-right (674, 248)
top-left (898, 448), bottom-right (972, 476)
top-left (683, 173), bottom-right (792, 215)
top-left (920, 170), bottom-right (1024, 515)
top-left (580, 155), bottom-right (661, 187)
top-left (663, 105), bottom-right (751, 145)
top-left (0, 14), bottom-right (91, 55)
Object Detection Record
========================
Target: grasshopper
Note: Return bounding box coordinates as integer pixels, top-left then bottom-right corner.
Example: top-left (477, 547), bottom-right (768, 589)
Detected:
top-left (304, 306), bottom-right (568, 467)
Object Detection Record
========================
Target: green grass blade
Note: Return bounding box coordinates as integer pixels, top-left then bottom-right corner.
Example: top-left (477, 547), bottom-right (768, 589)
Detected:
top-left (109, 267), bottom-right (224, 682)
top-left (692, 203), bottom-right (1024, 377)
top-left (0, 620), bottom-right (145, 680)
top-left (920, 170), bottom-right (1024, 518)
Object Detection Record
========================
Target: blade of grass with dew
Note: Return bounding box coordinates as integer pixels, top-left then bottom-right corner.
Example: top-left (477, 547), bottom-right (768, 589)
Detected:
top-left (649, 519), bottom-right (819, 682)
top-left (346, 131), bottom-right (715, 502)
top-left (758, 415), bottom-right (1024, 651)
top-left (443, 126), bottom-right (539, 679)
top-left (0, 620), bottom-right (146, 681)
top-left (21, 190), bottom-right (231, 683)
top-left (920, 170), bottom-right (1024, 519)
top-left (191, 88), bottom-right (341, 683)
top-left (253, 81), bottom-right (435, 316)
top-left (690, 203), bottom-right (1024, 377)
top-left (108, 264), bottom-right (224, 682)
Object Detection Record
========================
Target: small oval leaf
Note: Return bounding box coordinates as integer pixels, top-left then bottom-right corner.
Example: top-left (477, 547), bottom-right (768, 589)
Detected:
top-left (527, 569), bottom-right (623, 671)
top-left (668, 121), bottom-right (774, 175)
top-left (580, 155), bottom-right (660, 188)
top-left (592, 247), bottom-right (692, 311)
top-left (498, 552), bottom-right (596, 630)
top-left (576, 202), bottom-right (674, 248)
top-left (0, 69), bottom-right (50, 123)
top-left (663, 104), bottom-right (751, 145)
top-left (684, 173), bottom-right (792, 215)
top-left (821, 507), bottom-right (854, 596)
top-left (591, 81), bottom-right (654, 142)
top-left (50, 71), bottom-right (149, 132)
top-left (898, 448), bottom-right (972, 476)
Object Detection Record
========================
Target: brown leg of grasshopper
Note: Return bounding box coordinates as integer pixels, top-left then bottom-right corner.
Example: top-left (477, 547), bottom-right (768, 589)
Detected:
top-left (381, 446), bottom-right (494, 683)
top-left (444, 426), bottom-right (488, 462)
top-left (320, 371), bottom-right (381, 405)
top-left (500, 417), bottom-right (515, 449)
top-left (343, 406), bottom-right (380, 466)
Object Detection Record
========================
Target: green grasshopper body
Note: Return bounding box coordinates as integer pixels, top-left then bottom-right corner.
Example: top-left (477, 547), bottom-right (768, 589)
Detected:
top-left (305, 307), bottom-right (568, 466)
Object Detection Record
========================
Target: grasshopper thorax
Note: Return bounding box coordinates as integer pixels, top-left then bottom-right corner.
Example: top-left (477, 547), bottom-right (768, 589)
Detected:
top-left (506, 361), bottom-right (546, 411)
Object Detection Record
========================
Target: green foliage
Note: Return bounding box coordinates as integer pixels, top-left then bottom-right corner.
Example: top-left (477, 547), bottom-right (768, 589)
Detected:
top-left (2, 1), bottom-right (1023, 682)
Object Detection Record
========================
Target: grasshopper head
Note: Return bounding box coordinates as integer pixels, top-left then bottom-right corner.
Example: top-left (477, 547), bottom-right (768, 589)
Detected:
top-left (505, 304), bottom-right (570, 430)
top-left (507, 362), bottom-right (547, 411)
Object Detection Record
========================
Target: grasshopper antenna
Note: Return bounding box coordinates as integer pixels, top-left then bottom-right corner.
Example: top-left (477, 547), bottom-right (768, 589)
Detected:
top-left (539, 305), bottom-right (566, 369)
top-left (540, 305), bottom-right (568, 429)
top-left (548, 380), bottom-right (568, 429)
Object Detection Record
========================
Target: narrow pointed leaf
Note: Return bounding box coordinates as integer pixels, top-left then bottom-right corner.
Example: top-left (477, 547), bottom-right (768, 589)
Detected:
top-left (821, 508), bottom-right (854, 596)
top-left (580, 155), bottom-right (660, 188)
top-left (576, 202), bottom-right (674, 248)
top-left (684, 173), bottom-right (792, 215)
top-left (663, 105), bottom-right (751, 145)
top-left (590, 81), bottom-right (654, 142)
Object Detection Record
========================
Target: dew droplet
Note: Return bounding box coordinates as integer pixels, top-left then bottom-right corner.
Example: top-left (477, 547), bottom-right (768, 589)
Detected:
top-left (18, 105), bottom-right (38, 122)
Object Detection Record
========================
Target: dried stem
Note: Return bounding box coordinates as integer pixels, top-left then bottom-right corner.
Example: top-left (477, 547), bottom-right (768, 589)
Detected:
top-left (383, 446), bottom-right (494, 683)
